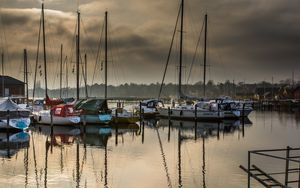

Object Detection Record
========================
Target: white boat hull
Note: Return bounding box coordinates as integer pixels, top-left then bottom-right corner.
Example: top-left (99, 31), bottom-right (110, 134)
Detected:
top-left (35, 110), bottom-right (80, 125)
top-left (158, 108), bottom-right (224, 121)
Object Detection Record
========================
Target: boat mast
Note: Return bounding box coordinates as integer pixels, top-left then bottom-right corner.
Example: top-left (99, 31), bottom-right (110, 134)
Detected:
top-left (76, 10), bottom-right (80, 100)
top-left (104, 11), bottom-right (108, 99)
top-left (203, 14), bottom-right (207, 97)
top-left (24, 49), bottom-right (29, 105)
top-left (32, 12), bottom-right (42, 100)
top-left (84, 54), bottom-right (88, 98)
top-left (60, 44), bottom-right (63, 98)
top-left (178, 0), bottom-right (184, 98)
top-left (1, 53), bottom-right (4, 97)
top-left (42, 3), bottom-right (48, 98)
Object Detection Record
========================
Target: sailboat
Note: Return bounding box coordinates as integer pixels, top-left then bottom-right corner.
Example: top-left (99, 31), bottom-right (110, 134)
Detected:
top-left (158, 0), bottom-right (224, 121)
top-left (76, 98), bottom-right (112, 124)
top-left (34, 3), bottom-right (80, 125)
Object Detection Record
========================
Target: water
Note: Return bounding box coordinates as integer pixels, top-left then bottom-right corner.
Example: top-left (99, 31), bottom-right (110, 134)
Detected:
top-left (0, 111), bottom-right (299, 188)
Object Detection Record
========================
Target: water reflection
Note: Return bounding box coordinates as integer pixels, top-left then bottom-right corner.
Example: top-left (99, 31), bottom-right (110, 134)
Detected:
top-left (0, 131), bottom-right (29, 158)
top-left (1, 112), bottom-right (300, 188)
top-left (156, 118), bottom-right (252, 141)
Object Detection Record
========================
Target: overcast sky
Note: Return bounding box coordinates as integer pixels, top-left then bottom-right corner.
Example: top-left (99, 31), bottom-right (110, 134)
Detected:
top-left (0, 0), bottom-right (299, 89)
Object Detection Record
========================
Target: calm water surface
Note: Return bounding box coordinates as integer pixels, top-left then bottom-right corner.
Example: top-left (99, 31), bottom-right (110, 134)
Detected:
top-left (0, 111), bottom-right (299, 188)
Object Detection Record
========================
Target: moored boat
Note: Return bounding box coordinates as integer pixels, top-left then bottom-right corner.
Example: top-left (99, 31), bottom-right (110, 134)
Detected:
top-left (137, 99), bottom-right (164, 118)
top-left (158, 101), bottom-right (224, 121)
top-left (0, 98), bottom-right (31, 130)
top-left (35, 104), bottom-right (80, 125)
top-left (75, 98), bottom-right (112, 124)
top-left (111, 108), bottom-right (139, 124)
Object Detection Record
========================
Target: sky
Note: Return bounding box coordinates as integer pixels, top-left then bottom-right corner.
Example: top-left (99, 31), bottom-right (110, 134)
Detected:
top-left (0, 0), bottom-right (299, 89)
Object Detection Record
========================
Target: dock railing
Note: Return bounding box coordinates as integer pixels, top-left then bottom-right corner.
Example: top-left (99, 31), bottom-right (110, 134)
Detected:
top-left (240, 146), bottom-right (300, 188)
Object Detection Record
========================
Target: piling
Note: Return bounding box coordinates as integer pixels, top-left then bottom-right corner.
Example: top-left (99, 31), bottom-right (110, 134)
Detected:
top-left (142, 121), bottom-right (145, 144)
top-left (115, 109), bottom-right (118, 124)
top-left (50, 109), bottom-right (54, 153)
top-left (247, 151), bottom-right (251, 188)
top-left (218, 104), bottom-right (220, 118)
top-left (50, 109), bottom-right (53, 136)
top-left (168, 120), bottom-right (171, 142)
top-left (139, 102), bottom-right (142, 120)
top-left (217, 122), bottom-right (220, 140)
top-left (83, 115), bottom-right (86, 134)
top-left (168, 107), bottom-right (171, 120)
top-left (6, 110), bottom-right (10, 158)
top-left (194, 104), bottom-right (197, 121)
top-left (194, 105), bottom-right (198, 140)
top-left (115, 124), bottom-right (118, 146)
top-left (242, 103), bottom-right (245, 118)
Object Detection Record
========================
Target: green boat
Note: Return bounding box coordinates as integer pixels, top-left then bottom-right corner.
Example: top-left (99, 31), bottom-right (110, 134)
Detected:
top-left (75, 99), bottom-right (112, 124)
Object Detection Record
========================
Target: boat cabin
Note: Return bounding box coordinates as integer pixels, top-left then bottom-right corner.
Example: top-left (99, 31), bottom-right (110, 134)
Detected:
top-left (52, 104), bottom-right (79, 117)
top-left (141, 99), bottom-right (164, 109)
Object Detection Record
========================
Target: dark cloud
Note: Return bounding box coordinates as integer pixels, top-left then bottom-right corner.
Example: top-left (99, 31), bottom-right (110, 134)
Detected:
top-left (0, 0), bottom-right (299, 88)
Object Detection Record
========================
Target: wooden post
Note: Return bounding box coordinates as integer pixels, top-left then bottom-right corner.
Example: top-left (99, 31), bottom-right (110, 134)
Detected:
top-left (139, 102), bottom-right (142, 121)
top-left (83, 115), bottom-right (86, 134)
top-left (115, 124), bottom-right (118, 146)
top-left (218, 104), bottom-right (220, 118)
top-left (248, 151), bottom-right (251, 188)
top-left (142, 121), bottom-right (145, 144)
top-left (168, 119), bottom-right (171, 142)
top-left (50, 109), bottom-right (54, 153)
top-left (217, 122), bottom-right (220, 140)
top-left (6, 110), bottom-right (10, 157)
top-left (114, 108), bottom-right (118, 124)
top-left (194, 104), bottom-right (197, 121)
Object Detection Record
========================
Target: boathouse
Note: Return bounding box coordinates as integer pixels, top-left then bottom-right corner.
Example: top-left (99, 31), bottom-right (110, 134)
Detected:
top-left (293, 86), bottom-right (300, 100)
top-left (0, 76), bottom-right (25, 97)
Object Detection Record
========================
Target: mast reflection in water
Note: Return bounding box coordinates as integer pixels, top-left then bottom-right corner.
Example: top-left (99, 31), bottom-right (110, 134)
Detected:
top-left (0, 111), bottom-right (299, 187)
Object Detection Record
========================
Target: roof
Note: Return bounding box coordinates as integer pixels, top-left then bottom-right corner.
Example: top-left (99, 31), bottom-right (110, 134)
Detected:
top-left (0, 76), bottom-right (24, 85)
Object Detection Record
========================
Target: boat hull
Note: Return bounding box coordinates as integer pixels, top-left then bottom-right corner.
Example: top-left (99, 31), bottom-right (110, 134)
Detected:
top-left (81, 114), bottom-right (112, 124)
top-left (223, 110), bottom-right (240, 119)
top-left (0, 118), bottom-right (30, 130)
top-left (238, 108), bottom-right (253, 117)
top-left (158, 108), bottom-right (224, 121)
top-left (111, 116), bottom-right (139, 124)
top-left (35, 110), bottom-right (80, 125)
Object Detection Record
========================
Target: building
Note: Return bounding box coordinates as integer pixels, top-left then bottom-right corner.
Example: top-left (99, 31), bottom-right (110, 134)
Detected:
top-left (293, 86), bottom-right (300, 100)
top-left (0, 76), bottom-right (25, 97)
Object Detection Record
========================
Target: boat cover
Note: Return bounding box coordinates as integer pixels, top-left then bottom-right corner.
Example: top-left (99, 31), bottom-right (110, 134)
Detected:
top-left (0, 99), bottom-right (30, 118)
top-left (75, 99), bottom-right (109, 114)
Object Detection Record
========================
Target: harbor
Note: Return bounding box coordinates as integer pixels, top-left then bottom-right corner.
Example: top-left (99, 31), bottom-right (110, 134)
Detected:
top-left (0, 0), bottom-right (299, 187)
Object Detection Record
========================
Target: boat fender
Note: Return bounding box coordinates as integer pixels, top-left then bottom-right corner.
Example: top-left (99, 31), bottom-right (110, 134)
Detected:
top-left (39, 116), bottom-right (41, 121)
top-left (180, 110), bottom-right (183, 116)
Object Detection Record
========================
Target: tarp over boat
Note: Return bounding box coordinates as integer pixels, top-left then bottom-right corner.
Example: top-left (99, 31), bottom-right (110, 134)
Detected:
top-left (75, 99), bottom-right (109, 114)
top-left (0, 99), bottom-right (30, 118)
